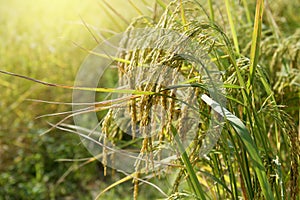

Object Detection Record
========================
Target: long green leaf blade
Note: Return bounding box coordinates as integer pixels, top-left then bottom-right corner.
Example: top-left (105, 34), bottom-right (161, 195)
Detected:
top-left (201, 94), bottom-right (274, 200)
top-left (247, 0), bottom-right (264, 92)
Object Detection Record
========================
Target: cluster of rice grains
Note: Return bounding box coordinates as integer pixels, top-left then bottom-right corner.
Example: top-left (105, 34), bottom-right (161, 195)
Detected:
top-left (100, 0), bottom-right (224, 195)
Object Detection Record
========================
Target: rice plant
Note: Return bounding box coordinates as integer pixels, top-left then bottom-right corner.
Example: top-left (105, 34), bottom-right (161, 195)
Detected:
top-left (0, 0), bottom-right (299, 199)
top-left (84, 0), bottom-right (298, 199)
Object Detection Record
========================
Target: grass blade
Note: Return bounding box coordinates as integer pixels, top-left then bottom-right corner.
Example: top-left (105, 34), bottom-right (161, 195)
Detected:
top-left (201, 94), bottom-right (275, 200)
top-left (102, 0), bottom-right (130, 25)
top-left (155, 0), bottom-right (167, 10)
top-left (241, 0), bottom-right (252, 24)
top-left (180, 0), bottom-right (187, 29)
top-left (225, 0), bottom-right (240, 55)
top-left (247, 0), bottom-right (264, 92)
top-left (0, 70), bottom-right (155, 95)
top-left (171, 125), bottom-right (207, 200)
top-left (207, 0), bottom-right (215, 23)
top-left (95, 173), bottom-right (134, 199)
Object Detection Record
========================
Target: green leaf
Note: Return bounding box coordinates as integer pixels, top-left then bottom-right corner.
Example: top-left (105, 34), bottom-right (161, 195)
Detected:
top-left (171, 126), bottom-right (207, 200)
top-left (201, 94), bottom-right (275, 200)
top-left (247, 0), bottom-right (264, 92)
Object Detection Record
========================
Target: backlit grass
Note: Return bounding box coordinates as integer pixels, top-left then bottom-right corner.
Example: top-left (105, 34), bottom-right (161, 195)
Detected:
top-left (0, 0), bottom-right (299, 199)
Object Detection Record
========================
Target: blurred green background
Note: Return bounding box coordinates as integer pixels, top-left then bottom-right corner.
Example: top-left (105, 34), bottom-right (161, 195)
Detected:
top-left (0, 0), bottom-right (155, 199)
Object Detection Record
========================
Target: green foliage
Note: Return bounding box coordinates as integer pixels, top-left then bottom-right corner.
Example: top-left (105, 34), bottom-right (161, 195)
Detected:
top-left (0, 0), bottom-right (149, 199)
top-left (0, 130), bottom-right (97, 199)
top-left (0, 0), bottom-right (299, 199)
top-left (91, 0), bottom-right (299, 199)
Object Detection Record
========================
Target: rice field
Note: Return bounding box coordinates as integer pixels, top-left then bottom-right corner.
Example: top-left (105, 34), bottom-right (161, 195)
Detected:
top-left (0, 0), bottom-right (299, 199)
